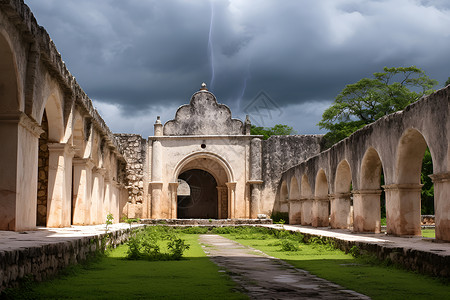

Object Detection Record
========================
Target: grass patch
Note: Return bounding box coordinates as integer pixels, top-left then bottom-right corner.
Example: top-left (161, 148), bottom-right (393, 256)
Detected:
top-left (2, 232), bottom-right (247, 300)
top-left (221, 227), bottom-right (449, 300)
top-left (422, 228), bottom-right (435, 238)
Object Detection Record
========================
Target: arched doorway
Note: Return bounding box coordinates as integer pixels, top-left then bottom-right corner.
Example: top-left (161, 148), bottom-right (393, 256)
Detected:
top-left (173, 153), bottom-right (234, 219)
top-left (177, 169), bottom-right (218, 219)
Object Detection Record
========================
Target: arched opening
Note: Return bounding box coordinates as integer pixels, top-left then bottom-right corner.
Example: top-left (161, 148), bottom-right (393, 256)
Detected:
top-left (355, 147), bottom-right (383, 233)
top-left (177, 169), bottom-right (218, 219)
top-left (313, 169), bottom-right (329, 227)
top-left (332, 160), bottom-right (352, 229)
top-left (288, 176), bottom-right (301, 224)
top-left (0, 31), bottom-right (20, 113)
top-left (300, 174), bottom-right (313, 225)
top-left (40, 92), bottom-right (71, 227)
top-left (289, 177), bottom-right (300, 200)
top-left (387, 128), bottom-right (433, 236)
top-left (174, 153), bottom-right (232, 219)
top-left (0, 31), bottom-right (22, 230)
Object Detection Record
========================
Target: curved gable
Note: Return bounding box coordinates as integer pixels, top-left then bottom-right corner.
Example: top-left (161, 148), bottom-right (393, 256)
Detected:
top-left (163, 88), bottom-right (244, 136)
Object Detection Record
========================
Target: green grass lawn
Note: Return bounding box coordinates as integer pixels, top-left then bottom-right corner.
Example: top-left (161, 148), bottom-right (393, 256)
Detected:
top-left (222, 230), bottom-right (449, 300)
top-left (422, 228), bottom-right (435, 238)
top-left (2, 234), bottom-right (247, 300)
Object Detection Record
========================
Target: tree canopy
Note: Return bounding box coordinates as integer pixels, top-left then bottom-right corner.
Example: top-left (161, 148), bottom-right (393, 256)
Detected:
top-left (318, 66), bottom-right (438, 148)
top-left (251, 124), bottom-right (297, 140)
top-left (445, 77), bottom-right (450, 87)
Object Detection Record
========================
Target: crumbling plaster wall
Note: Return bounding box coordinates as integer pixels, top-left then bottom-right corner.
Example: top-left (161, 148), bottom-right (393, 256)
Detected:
top-left (114, 134), bottom-right (148, 219)
top-left (261, 135), bottom-right (323, 215)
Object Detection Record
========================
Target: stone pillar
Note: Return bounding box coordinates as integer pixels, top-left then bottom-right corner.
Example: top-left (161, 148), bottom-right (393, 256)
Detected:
top-left (217, 186), bottom-right (227, 219)
top-left (226, 182), bottom-right (237, 219)
top-left (72, 158), bottom-right (94, 225)
top-left (150, 126), bottom-right (163, 218)
top-left (288, 199), bottom-right (302, 224)
top-left (103, 174), bottom-right (112, 220)
top-left (150, 182), bottom-right (163, 218)
top-left (46, 143), bottom-right (74, 228)
top-left (168, 182), bottom-right (179, 219)
top-left (0, 113), bottom-right (43, 231)
top-left (329, 193), bottom-right (351, 229)
top-left (301, 198), bottom-right (313, 225)
top-left (429, 172), bottom-right (450, 241)
top-left (92, 167), bottom-right (106, 224)
top-left (249, 137), bottom-right (263, 218)
top-left (110, 181), bottom-right (121, 223)
top-left (352, 189), bottom-right (382, 233)
top-left (383, 183), bottom-right (423, 236)
top-left (312, 196), bottom-right (329, 227)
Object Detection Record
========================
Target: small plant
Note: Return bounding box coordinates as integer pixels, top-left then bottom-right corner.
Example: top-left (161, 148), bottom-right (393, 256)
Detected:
top-left (167, 238), bottom-right (190, 260)
top-left (124, 217), bottom-right (140, 230)
top-left (105, 213), bottom-right (114, 232)
top-left (349, 245), bottom-right (361, 258)
top-left (280, 239), bottom-right (300, 252)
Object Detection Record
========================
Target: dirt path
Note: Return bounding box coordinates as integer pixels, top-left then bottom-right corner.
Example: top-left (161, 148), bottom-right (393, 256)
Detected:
top-left (198, 234), bottom-right (370, 300)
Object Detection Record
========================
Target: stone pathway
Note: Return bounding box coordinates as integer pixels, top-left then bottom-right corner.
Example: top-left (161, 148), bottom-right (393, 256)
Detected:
top-left (199, 234), bottom-right (369, 300)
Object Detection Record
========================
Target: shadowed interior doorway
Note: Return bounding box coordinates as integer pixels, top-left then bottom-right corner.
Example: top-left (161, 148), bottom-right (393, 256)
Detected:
top-left (177, 169), bottom-right (218, 219)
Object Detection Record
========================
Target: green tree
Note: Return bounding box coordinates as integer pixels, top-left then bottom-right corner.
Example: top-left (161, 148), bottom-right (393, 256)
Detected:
top-left (319, 66), bottom-right (438, 214)
top-left (445, 77), bottom-right (450, 86)
top-left (251, 124), bottom-right (297, 140)
top-left (318, 66), bottom-right (438, 147)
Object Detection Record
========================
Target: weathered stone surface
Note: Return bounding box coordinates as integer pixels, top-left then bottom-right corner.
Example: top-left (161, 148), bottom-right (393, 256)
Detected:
top-left (163, 90), bottom-right (245, 136)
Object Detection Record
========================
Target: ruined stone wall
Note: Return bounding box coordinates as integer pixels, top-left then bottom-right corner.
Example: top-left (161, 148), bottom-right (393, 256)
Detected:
top-left (115, 134), bottom-right (147, 219)
top-left (0, 227), bottom-right (138, 292)
top-left (36, 113), bottom-right (49, 226)
top-left (261, 135), bottom-right (323, 215)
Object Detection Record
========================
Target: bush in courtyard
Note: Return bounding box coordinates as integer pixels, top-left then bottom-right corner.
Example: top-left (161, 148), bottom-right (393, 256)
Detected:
top-left (125, 226), bottom-right (190, 261)
top-left (280, 239), bottom-right (301, 252)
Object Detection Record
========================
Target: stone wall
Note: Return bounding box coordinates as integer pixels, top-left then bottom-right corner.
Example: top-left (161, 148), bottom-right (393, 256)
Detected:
top-left (36, 113), bottom-right (49, 226)
top-left (264, 226), bottom-right (450, 278)
top-left (0, 228), bottom-right (136, 292)
top-left (261, 135), bottom-right (323, 214)
top-left (115, 134), bottom-right (147, 219)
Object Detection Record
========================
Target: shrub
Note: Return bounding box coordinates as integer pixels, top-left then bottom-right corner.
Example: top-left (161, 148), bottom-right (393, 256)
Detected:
top-left (280, 239), bottom-right (300, 252)
top-left (125, 226), bottom-right (190, 261)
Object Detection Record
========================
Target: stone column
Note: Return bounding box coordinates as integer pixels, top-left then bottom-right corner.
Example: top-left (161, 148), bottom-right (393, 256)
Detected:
top-left (352, 189), bottom-right (382, 233)
top-left (329, 193), bottom-right (351, 229)
top-left (46, 143), bottom-right (74, 227)
top-left (150, 117), bottom-right (164, 219)
top-left (226, 182), bottom-right (237, 219)
top-left (72, 158), bottom-right (94, 225)
top-left (383, 183), bottom-right (423, 236)
top-left (301, 198), bottom-right (313, 225)
top-left (168, 182), bottom-right (179, 219)
top-left (217, 186), bottom-right (227, 219)
top-left (249, 137), bottom-right (263, 218)
top-left (429, 172), bottom-right (450, 241)
top-left (312, 196), bottom-right (329, 227)
top-left (288, 198), bottom-right (302, 224)
top-left (103, 174), bottom-right (112, 220)
top-left (0, 113), bottom-right (43, 231)
top-left (150, 182), bottom-right (163, 218)
top-left (92, 167), bottom-right (106, 224)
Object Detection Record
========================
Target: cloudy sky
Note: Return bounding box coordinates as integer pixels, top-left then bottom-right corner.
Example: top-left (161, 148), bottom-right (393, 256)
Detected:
top-left (25, 0), bottom-right (450, 137)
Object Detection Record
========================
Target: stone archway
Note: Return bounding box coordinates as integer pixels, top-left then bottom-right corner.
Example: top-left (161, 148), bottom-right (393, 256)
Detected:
top-left (177, 169), bottom-right (218, 219)
top-left (171, 152), bottom-right (235, 219)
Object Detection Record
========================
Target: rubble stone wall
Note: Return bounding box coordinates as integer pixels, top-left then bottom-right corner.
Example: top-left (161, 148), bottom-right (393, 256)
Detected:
top-left (0, 228), bottom-right (136, 292)
top-left (115, 134), bottom-right (147, 219)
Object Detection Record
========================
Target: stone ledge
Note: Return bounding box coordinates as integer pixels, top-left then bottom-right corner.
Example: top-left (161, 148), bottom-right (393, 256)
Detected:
top-left (262, 225), bottom-right (450, 278)
top-left (0, 226), bottom-right (136, 292)
top-left (140, 218), bottom-right (273, 226)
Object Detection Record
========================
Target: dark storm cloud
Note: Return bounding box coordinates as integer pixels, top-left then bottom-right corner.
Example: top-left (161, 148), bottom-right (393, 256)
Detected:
top-left (25, 0), bottom-right (450, 135)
